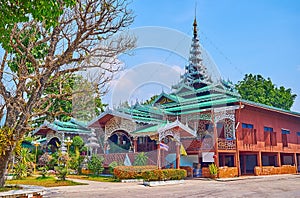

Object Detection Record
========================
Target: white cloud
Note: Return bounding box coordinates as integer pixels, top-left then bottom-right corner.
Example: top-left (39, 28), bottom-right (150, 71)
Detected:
top-left (108, 62), bottom-right (182, 106)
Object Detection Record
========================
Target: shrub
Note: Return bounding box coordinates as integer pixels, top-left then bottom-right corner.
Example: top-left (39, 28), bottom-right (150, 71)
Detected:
top-left (88, 155), bottom-right (104, 175)
top-left (209, 163), bottom-right (218, 176)
top-left (113, 166), bottom-right (157, 180)
top-left (142, 169), bottom-right (187, 181)
top-left (72, 136), bottom-right (84, 159)
top-left (14, 163), bottom-right (27, 179)
top-left (55, 166), bottom-right (68, 181)
top-left (38, 166), bottom-right (48, 178)
top-left (108, 161), bottom-right (123, 175)
top-left (69, 155), bottom-right (84, 174)
top-left (38, 153), bottom-right (52, 166)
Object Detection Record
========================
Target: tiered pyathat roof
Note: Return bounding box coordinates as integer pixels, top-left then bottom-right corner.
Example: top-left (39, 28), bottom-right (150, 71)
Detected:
top-left (113, 17), bottom-right (241, 124)
top-left (174, 17), bottom-right (212, 90)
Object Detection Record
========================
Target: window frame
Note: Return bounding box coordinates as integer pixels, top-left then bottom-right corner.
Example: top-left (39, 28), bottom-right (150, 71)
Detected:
top-left (242, 123), bottom-right (254, 129)
top-left (264, 126), bottom-right (273, 132)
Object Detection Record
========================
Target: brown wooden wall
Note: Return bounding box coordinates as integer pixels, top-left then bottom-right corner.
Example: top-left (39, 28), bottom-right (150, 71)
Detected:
top-left (236, 104), bottom-right (300, 153)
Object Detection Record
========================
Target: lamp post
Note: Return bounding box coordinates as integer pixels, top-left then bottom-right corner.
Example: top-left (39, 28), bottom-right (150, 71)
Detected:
top-left (65, 137), bottom-right (73, 154)
top-left (31, 140), bottom-right (40, 175)
top-left (64, 137), bottom-right (73, 173)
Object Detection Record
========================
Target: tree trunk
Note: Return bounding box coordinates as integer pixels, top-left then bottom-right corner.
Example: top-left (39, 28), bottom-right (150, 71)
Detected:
top-left (0, 150), bottom-right (12, 187)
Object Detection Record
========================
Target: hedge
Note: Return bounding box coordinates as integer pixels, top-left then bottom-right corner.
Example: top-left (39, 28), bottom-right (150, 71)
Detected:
top-left (113, 166), bottom-right (187, 181)
top-left (142, 169), bottom-right (187, 181)
top-left (114, 166), bottom-right (157, 180)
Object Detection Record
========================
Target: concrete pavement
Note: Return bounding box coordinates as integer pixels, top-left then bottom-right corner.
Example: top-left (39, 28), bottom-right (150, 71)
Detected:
top-left (44, 174), bottom-right (300, 198)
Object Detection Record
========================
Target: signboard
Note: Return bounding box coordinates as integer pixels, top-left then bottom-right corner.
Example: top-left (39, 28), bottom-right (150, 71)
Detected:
top-left (202, 152), bottom-right (214, 162)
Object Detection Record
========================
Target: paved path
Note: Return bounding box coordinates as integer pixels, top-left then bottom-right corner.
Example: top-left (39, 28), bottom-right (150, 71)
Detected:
top-left (44, 174), bottom-right (300, 198)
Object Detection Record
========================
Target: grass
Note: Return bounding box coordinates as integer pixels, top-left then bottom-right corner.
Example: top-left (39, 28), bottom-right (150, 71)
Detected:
top-left (0, 186), bottom-right (21, 192)
top-left (5, 176), bottom-right (87, 187)
top-left (67, 174), bottom-right (120, 182)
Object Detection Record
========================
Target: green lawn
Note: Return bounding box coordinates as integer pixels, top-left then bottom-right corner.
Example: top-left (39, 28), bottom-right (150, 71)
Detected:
top-left (67, 175), bottom-right (119, 182)
top-left (0, 186), bottom-right (21, 192)
top-left (5, 176), bottom-right (87, 187)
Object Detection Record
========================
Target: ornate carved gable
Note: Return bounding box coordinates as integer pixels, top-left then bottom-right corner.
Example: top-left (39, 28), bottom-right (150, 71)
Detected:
top-left (104, 116), bottom-right (136, 142)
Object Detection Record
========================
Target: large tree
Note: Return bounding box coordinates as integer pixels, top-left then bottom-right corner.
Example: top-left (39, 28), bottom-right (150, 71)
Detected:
top-left (236, 74), bottom-right (297, 110)
top-left (0, 0), bottom-right (135, 186)
top-left (32, 74), bottom-right (107, 127)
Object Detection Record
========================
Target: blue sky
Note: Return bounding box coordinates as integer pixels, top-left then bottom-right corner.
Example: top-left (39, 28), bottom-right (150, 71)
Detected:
top-left (108, 0), bottom-right (300, 111)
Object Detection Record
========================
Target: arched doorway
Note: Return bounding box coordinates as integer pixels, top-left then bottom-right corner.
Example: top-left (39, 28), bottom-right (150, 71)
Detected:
top-left (108, 130), bottom-right (132, 153)
top-left (47, 137), bottom-right (61, 154)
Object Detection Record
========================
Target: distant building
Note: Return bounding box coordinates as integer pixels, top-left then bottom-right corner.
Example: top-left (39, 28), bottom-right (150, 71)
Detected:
top-left (33, 118), bottom-right (91, 153)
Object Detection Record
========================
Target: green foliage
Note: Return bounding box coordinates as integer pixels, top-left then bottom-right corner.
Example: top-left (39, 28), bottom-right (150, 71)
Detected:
top-left (208, 163), bottom-right (218, 176)
top-left (72, 80), bottom-right (106, 122)
top-left (236, 74), bottom-right (297, 110)
top-left (113, 166), bottom-right (157, 180)
top-left (133, 152), bottom-right (148, 166)
top-left (87, 155), bottom-right (104, 176)
top-left (108, 161), bottom-right (123, 175)
top-left (48, 152), bottom-right (59, 170)
top-left (31, 74), bottom-right (80, 126)
top-left (69, 155), bottom-right (84, 174)
top-left (72, 136), bottom-right (84, 148)
top-left (13, 148), bottom-right (34, 179)
top-left (0, 127), bottom-right (14, 157)
top-left (141, 169), bottom-right (187, 181)
top-left (72, 136), bottom-right (84, 159)
top-left (32, 75), bottom-right (107, 126)
top-left (0, 0), bottom-right (76, 50)
top-left (55, 166), bottom-right (68, 181)
top-left (7, 28), bottom-right (49, 73)
top-left (14, 163), bottom-right (28, 179)
top-left (6, 176), bottom-right (84, 187)
top-left (38, 166), bottom-right (49, 178)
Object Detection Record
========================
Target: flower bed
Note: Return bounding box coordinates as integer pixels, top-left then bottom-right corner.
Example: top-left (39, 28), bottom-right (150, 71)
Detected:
top-left (113, 166), bottom-right (157, 180)
top-left (114, 166), bottom-right (187, 181)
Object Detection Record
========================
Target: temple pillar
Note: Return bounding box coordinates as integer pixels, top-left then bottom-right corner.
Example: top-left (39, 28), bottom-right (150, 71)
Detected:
top-left (277, 152), bottom-right (281, 167)
top-left (258, 151), bottom-right (262, 168)
top-left (176, 142), bottom-right (180, 169)
top-left (294, 153), bottom-right (298, 173)
top-left (133, 138), bottom-right (138, 153)
top-left (213, 111), bottom-right (219, 167)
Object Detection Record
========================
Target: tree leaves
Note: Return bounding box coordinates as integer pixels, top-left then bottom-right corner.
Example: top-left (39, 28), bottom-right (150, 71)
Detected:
top-left (0, 0), bottom-right (76, 49)
top-left (236, 74), bottom-right (297, 110)
top-left (0, 127), bottom-right (14, 157)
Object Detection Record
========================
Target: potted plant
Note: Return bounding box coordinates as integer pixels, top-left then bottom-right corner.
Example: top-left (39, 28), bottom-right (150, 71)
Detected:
top-left (208, 163), bottom-right (218, 179)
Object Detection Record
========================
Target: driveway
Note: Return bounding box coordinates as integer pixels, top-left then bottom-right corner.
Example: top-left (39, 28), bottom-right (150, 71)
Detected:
top-left (44, 174), bottom-right (300, 198)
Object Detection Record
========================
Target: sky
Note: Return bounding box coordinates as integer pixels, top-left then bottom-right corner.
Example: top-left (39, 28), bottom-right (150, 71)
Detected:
top-left (105, 0), bottom-right (300, 112)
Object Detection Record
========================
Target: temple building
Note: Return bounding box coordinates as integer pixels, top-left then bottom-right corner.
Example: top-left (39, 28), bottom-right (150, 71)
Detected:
top-left (88, 17), bottom-right (300, 177)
